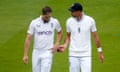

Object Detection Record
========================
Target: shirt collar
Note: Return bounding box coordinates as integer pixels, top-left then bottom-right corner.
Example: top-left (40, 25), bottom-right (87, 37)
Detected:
top-left (72, 12), bottom-right (85, 22)
top-left (39, 15), bottom-right (52, 24)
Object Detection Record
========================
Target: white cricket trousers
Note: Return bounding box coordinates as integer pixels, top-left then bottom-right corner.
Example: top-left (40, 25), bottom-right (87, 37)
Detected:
top-left (32, 49), bottom-right (53, 72)
top-left (69, 56), bottom-right (91, 72)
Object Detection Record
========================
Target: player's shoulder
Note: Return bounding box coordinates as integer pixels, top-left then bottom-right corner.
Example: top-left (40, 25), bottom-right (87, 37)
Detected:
top-left (31, 17), bottom-right (40, 23)
top-left (66, 17), bottom-right (74, 24)
top-left (50, 17), bottom-right (59, 22)
top-left (67, 17), bottom-right (74, 21)
top-left (50, 17), bottom-right (60, 25)
top-left (84, 15), bottom-right (95, 22)
top-left (84, 14), bottom-right (96, 26)
top-left (29, 17), bottom-right (40, 27)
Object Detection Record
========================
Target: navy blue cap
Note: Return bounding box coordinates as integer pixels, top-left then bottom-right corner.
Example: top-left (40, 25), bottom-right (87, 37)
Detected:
top-left (69, 3), bottom-right (83, 12)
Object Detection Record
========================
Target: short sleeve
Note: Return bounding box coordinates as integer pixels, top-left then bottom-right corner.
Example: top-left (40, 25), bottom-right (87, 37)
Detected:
top-left (91, 18), bottom-right (97, 32)
top-left (55, 19), bottom-right (61, 32)
top-left (27, 21), bottom-right (35, 35)
top-left (66, 20), bottom-right (71, 32)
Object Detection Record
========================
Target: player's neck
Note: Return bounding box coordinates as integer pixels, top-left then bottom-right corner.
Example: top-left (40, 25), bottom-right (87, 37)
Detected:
top-left (76, 14), bottom-right (83, 21)
top-left (41, 16), bottom-right (50, 23)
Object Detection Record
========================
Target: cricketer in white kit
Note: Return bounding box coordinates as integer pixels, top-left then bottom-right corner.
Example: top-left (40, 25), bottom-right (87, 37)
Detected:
top-left (23, 6), bottom-right (62, 72)
top-left (59, 3), bottom-right (104, 72)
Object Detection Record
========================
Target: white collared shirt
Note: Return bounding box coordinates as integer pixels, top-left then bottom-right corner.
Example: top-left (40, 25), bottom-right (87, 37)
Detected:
top-left (27, 16), bottom-right (61, 50)
top-left (66, 14), bottom-right (97, 57)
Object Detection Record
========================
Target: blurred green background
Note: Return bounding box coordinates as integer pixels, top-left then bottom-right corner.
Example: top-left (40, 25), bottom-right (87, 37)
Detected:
top-left (0, 0), bottom-right (120, 72)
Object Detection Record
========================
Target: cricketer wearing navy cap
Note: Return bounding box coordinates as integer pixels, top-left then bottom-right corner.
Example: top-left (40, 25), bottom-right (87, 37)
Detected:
top-left (59, 2), bottom-right (104, 72)
top-left (69, 3), bottom-right (83, 12)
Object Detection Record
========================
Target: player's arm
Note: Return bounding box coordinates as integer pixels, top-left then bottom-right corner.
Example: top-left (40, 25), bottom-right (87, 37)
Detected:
top-left (63, 32), bottom-right (70, 48)
top-left (52, 19), bottom-right (63, 52)
top-left (23, 34), bottom-right (32, 64)
top-left (55, 30), bottom-right (62, 45)
top-left (58, 32), bottom-right (70, 52)
top-left (53, 30), bottom-right (62, 53)
top-left (92, 31), bottom-right (104, 63)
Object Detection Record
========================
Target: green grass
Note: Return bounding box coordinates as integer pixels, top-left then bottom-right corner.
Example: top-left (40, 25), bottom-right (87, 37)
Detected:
top-left (0, 0), bottom-right (120, 72)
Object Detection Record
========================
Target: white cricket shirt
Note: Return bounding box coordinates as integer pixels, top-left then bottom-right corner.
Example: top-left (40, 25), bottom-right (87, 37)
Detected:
top-left (27, 16), bottom-right (61, 50)
top-left (66, 14), bottom-right (97, 57)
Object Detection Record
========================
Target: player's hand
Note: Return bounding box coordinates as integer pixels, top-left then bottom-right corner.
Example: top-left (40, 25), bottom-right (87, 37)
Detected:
top-left (98, 52), bottom-right (104, 63)
top-left (51, 48), bottom-right (57, 53)
top-left (57, 45), bottom-right (66, 52)
top-left (52, 43), bottom-right (59, 53)
top-left (23, 55), bottom-right (28, 64)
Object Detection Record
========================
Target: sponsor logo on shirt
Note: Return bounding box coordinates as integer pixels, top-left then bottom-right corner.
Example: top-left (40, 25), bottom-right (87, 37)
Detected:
top-left (37, 30), bottom-right (53, 35)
